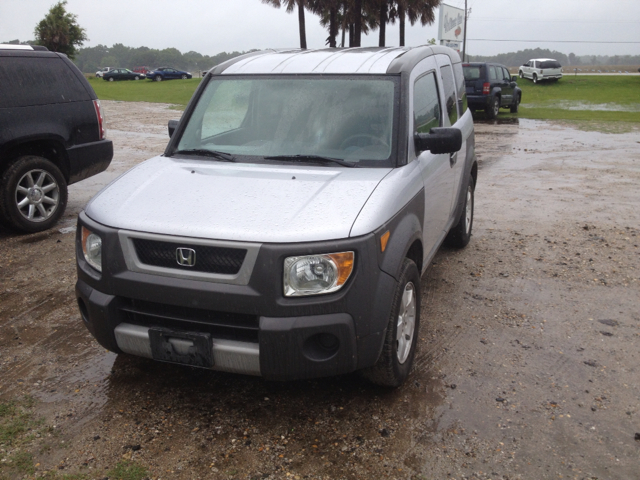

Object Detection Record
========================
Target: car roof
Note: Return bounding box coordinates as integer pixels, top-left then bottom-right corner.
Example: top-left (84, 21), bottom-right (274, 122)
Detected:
top-left (529, 58), bottom-right (557, 61)
top-left (213, 46), bottom-right (461, 75)
top-left (0, 44), bottom-right (48, 51)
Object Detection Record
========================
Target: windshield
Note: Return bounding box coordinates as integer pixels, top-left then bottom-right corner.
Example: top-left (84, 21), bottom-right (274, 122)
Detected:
top-left (175, 76), bottom-right (397, 166)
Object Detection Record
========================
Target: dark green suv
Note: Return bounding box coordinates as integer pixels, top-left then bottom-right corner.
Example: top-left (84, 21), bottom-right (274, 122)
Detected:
top-left (463, 62), bottom-right (522, 119)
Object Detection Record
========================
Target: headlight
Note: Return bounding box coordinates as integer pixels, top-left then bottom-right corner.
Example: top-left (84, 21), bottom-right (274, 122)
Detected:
top-left (81, 226), bottom-right (102, 272)
top-left (284, 252), bottom-right (354, 297)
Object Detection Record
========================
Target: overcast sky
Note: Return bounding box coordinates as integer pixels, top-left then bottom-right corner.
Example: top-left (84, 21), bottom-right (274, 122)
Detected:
top-left (2, 0), bottom-right (639, 58)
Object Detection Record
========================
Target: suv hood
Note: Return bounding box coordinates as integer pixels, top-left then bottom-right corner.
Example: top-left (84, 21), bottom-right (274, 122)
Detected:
top-left (86, 156), bottom-right (391, 243)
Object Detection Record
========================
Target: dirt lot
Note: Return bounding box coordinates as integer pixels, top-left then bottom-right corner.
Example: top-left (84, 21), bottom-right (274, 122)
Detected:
top-left (1, 101), bottom-right (639, 480)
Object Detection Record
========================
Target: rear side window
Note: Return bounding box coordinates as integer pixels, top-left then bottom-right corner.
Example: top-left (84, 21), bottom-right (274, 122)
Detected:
top-left (0, 56), bottom-right (90, 108)
top-left (413, 72), bottom-right (441, 134)
top-left (540, 61), bottom-right (561, 69)
top-left (452, 63), bottom-right (468, 117)
top-left (440, 65), bottom-right (458, 125)
top-left (489, 66), bottom-right (499, 81)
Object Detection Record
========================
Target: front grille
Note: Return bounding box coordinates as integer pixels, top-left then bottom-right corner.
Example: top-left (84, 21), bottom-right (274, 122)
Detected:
top-left (132, 238), bottom-right (246, 274)
top-left (118, 298), bottom-right (259, 342)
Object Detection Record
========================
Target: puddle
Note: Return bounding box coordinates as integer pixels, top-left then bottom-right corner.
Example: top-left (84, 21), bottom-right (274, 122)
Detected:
top-left (523, 101), bottom-right (640, 112)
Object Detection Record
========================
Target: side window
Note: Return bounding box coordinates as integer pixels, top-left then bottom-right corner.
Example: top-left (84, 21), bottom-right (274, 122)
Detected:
top-left (503, 67), bottom-right (511, 81)
top-left (440, 64), bottom-right (458, 125)
top-left (452, 62), bottom-right (468, 116)
top-left (413, 72), bottom-right (441, 134)
top-left (0, 56), bottom-right (89, 108)
top-left (489, 66), bottom-right (498, 81)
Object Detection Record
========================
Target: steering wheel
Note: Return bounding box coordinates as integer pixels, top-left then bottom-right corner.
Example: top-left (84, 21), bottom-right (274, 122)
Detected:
top-left (340, 134), bottom-right (389, 150)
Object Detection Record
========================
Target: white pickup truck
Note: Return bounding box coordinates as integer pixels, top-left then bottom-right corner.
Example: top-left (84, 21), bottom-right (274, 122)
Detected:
top-left (95, 67), bottom-right (114, 78)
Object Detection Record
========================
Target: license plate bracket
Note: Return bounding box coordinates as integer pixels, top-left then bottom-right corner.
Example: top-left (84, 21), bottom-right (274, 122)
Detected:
top-left (149, 327), bottom-right (213, 368)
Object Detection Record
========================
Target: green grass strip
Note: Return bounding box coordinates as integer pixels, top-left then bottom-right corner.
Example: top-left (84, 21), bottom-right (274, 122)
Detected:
top-left (89, 77), bottom-right (200, 106)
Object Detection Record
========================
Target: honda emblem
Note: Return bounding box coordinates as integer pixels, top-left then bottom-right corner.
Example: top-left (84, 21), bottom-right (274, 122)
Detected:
top-left (176, 247), bottom-right (196, 267)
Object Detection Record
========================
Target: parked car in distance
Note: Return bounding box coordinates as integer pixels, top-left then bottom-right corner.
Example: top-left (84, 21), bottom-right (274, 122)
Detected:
top-left (95, 67), bottom-right (113, 78)
top-left (103, 68), bottom-right (146, 81)
top-left (463, 62), bottom-right (521, 119)
top-left (146, 67), bottom-right (192, 81)
top-left (519, 59), bottom-right (563, 83)
top-left (133, 66), bottom-right (151, 75)
top-left (0, 44), bottom-right (113, 233)
top-left (76, 46), bottom-right (477, 388)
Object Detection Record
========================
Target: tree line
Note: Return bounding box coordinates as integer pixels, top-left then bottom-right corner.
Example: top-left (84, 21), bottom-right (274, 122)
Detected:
top-left (261, 0), bottom-right (440, 48)
top-left (468, 48), bottom-right (640, 67)
top-left (73, 44), bottom-right (256, 75)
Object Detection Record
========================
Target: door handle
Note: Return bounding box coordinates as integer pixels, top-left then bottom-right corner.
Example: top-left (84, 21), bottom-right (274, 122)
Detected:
top-left (449, 152), bottom-right (458, 166)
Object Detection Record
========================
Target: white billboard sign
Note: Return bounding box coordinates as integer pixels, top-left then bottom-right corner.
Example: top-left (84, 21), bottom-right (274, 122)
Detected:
top-left (438, 3), bottom-right (465, 43)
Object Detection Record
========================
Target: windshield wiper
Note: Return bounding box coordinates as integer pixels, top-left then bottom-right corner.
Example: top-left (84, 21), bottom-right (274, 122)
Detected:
top-left (263, 154), bottom-right (357, 168)
top-left (174, 149), bottom-right (236, 162)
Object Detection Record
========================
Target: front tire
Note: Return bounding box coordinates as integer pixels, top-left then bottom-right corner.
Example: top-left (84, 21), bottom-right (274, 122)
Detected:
top-left (445, 175), bottom-right (475, 248)
top-left (108, 77), bottom-right (114, 82)
top-left (361, 258), bottom-right (421, 387)
top-left (134, 75), bottom-right (140, 80)
top-left (155, 75), bottom-right (162, 82)
top-left (0, 155), bottom-right (68, 233)
top-left (519, 70), bottom-right (524, 78)
top-left (181, 74), bottom-right (187, 79)
top-left (485, 96), bottom-right (500, 119)
top-left (510, 93), bottom-right (520, 113)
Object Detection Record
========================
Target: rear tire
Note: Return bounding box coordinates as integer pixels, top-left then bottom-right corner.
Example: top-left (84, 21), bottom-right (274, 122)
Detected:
top-left (485, 96), bottom-right (500, 119)
top-left (361, 258), bottom-right (421, 387)
top-left (0, 155), bottom-right (68, 233)
top-left (532, 74), bottom-right (538, 84)
top-left (108, 77), bottom-right (114, 82)
top-left (445, 175), bottom-right (475, 248)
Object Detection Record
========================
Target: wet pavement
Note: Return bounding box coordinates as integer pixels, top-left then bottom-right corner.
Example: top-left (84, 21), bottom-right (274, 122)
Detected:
top-left (1, 103), bottom-right (639, 479)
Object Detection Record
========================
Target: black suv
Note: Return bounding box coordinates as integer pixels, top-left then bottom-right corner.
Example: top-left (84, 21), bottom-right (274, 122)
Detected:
top-left (463, 62), bottom-right (522, 119)
top-left (0, 45), bottom-right (113, 233)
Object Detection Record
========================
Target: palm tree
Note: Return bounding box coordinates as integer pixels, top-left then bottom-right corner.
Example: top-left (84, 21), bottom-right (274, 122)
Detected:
top-left (262, 0), bottom-right (308, 49)
top-left (397, 0), bottom-right (440, 46)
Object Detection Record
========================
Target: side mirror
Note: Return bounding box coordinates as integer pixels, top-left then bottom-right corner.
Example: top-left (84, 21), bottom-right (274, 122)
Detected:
top-left (414, 127), bottom-right (462, 155)
top-left (168, 119), bottom-right (179, 137)
top-left (511, 75), bottom-right (518, 82)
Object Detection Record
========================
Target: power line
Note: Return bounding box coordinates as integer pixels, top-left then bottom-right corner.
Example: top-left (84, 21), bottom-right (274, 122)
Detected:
top-left (467, 39), bottom-right (640, 44)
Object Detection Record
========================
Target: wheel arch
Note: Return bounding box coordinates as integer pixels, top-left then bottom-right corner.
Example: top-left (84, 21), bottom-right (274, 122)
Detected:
top-left (0, 138), bottom-right (70, 182)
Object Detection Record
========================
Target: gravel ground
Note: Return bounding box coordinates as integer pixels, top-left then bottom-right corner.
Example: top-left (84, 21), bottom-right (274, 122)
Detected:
top-left (0, 101), bottom-right (639, 480)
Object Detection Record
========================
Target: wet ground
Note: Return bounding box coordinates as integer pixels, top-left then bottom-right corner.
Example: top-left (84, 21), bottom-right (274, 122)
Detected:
top-left (1, 102), bottom-right (639, 479)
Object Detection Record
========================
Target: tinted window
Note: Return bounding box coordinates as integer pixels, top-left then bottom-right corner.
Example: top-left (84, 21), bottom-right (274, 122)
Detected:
top-left (502, 67), bottom-right (511, 80)
top-left (463, 65), bottom-right (484, 81)
top-left (540, 61), bottom-right (561, 69)
top-left (413, 72), bottom-right (441, 134)
top-left (489, 66), bottom-right (498, 81)
top-left (0, 56), bottom-right (89, 108)
top-left (440, 64), bottom-right (458, 125)
top-left (452, 62), bottom-right (467, 116)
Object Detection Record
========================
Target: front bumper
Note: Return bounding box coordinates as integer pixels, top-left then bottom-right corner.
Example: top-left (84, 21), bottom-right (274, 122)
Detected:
top-left (75, 212), bottom-right (396, 381)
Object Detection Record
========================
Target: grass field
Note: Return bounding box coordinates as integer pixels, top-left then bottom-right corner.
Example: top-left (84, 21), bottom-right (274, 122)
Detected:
top-left (89, 77), bottom-right (201, 106)
top-left (89, 75), bottom-right (640, 124)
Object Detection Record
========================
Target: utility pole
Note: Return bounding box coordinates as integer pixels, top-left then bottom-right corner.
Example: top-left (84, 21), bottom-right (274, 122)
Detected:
top-left (462, 0), bottom-right (469, 62)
